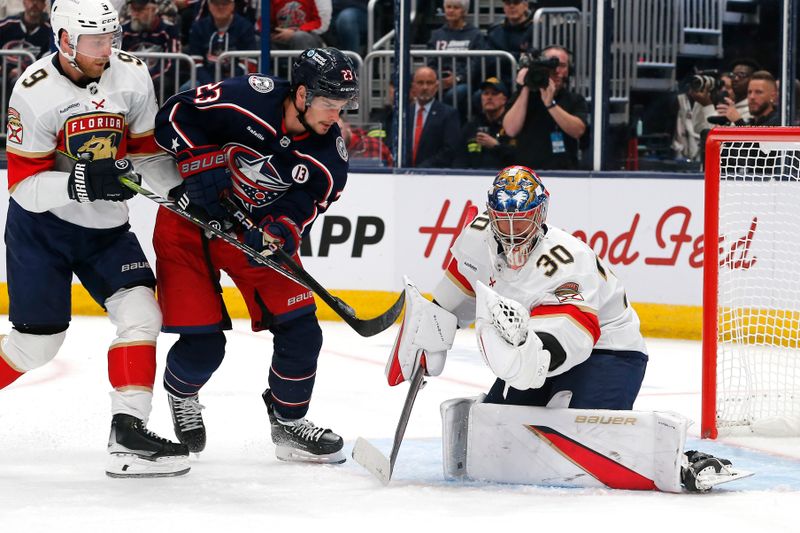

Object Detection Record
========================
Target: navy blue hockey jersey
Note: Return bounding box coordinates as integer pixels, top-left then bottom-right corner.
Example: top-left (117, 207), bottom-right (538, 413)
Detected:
top-left (154, 75), bottom-right (350, 234)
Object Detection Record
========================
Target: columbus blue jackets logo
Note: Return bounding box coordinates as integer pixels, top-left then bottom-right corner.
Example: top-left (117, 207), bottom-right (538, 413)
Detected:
top-left (225, 143), bottom-right (291, 210)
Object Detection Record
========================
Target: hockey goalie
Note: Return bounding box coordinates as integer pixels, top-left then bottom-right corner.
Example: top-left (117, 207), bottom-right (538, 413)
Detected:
top-left (386, 165), bottom-right (752, 492)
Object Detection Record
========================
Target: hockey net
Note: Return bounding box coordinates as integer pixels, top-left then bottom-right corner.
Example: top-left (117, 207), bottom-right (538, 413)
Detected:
top-left (702, 127), bottom-right (800, 438)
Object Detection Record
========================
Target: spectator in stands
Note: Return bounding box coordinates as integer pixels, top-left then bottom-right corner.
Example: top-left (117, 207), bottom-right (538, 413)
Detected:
top-left (0, 0), bottom-right (25, 18)
top-left (339, 117), bottom-right (393, 167)
top-left (485, 0), bottom-right (533, 87)
top-left (722, 70), bottom-right (780, 127)
top-left (503, 45), bottom-right (588, 170)
top-left (122, 0), bottom-right (181, 88)
top-left (0, 0), bottom-right (52, 87)
top-left (119, 0), bottom-right (179, 25)
top-left (405, 66), bottom-right (460, 168)
top-left (187, 0), bottom-right (257, 86)
top-left (694, 59), bottom-right (759, 131)
top-left (426, 0), bottom-right (486, 119)
top-left (331, 0), bottom-right (366, 55)
top-left (271, 0), bottom-right (331, 50)
top-left (454, 76), bottom-right (517, 169)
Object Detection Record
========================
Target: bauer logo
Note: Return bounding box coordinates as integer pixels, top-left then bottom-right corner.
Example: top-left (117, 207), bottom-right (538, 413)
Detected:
top-left (574, 415), bottom-right (637, 425)
top-left (287, 291), bottom-right (313, 306)
top-left (121, 261), bottom-right (150, 273)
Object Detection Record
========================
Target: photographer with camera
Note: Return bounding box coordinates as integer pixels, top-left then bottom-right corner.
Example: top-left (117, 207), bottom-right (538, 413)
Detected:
top-left (672, 70), bottom-right (732, 161)
top-left (502, 45), bottom-right (588, 170)
top-left (693, 59), bottom-right (759, 132)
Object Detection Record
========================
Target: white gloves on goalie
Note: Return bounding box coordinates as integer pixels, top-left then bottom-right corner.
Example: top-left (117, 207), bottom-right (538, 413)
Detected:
top-left (385, 277), bottom-right (458, 386)
top-left (475, 281), bottom-right (551, 391)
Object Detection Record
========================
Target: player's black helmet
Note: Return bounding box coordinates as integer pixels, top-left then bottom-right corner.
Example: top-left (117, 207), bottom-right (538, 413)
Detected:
top-left (292, 48), bottom-right (359, 110)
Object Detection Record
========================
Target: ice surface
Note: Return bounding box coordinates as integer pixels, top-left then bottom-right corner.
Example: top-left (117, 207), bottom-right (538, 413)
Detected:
top-left (1, 317), bottom-right (799, 532)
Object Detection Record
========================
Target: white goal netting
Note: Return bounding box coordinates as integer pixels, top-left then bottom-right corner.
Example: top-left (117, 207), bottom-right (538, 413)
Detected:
top-left (714, 139), bottom-right (800, 436)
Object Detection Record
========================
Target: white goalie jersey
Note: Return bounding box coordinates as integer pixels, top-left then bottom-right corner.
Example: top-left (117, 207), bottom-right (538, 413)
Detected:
top-left (5, 50), bottom-right (179, 229)
top-left (433, 213), bottom-right (647, 376)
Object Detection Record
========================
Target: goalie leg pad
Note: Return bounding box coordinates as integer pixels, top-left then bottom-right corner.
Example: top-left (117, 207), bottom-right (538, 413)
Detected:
top-left (386, 276), bottom-right (458, 385)
top-left (441, 395), bottom-right (485, 479)
top-left (456, 401), bottom-right (688, 492)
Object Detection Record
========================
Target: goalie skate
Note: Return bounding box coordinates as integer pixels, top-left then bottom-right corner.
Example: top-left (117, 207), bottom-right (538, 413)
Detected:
top-left (106, 414), bottom-right (191, 478)
top-left (168, 393), bottom-right (207, 453)
top-left (262, 389), bottom-right (345, 464)
top-left (681, 450), bottom-right (754, 492)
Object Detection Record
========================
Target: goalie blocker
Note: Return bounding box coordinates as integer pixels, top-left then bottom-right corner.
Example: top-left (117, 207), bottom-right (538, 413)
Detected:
top-left (442, 397), bottom-right (753, 492)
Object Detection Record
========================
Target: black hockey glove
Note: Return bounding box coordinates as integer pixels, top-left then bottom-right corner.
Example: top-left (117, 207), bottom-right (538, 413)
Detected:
top-left (175, 145), bottom-right (231, 221)
top-left (244, 215), bottom-right (301, 264)
top-left (67, 157), bottom-right (138, 202)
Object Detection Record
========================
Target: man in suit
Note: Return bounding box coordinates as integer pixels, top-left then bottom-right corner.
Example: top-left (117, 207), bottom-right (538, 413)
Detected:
top-left (406, 66), bottom-right (460, 168)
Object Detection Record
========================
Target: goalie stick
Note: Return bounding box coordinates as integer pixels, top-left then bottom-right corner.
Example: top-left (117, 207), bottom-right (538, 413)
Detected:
top-left (352, 363), bottom-right (426, 485)
top-left (120, 176), bottom-right (404, 337)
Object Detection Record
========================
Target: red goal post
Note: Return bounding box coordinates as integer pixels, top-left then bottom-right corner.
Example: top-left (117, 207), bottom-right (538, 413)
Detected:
top-left (702, 126), bottom-right (800, 439)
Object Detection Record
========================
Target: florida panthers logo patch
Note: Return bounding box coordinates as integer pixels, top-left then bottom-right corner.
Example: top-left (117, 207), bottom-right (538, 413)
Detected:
top-left (224, 143), bottom-right (291, 210)
top-left (554, 282), bottom-right (584, 303)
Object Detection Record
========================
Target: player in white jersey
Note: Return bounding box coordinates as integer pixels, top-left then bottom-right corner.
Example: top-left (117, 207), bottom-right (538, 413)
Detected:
top-left (0, 0), bottom-right (189, 477)
top-left (386, 166), bottom-right (749, 492)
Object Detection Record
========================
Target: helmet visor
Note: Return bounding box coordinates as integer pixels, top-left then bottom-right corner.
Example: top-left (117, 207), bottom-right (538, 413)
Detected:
top-left (76, 29), bottom-right (121, 59)
top-left (308, 91), bottom-right (359, 111)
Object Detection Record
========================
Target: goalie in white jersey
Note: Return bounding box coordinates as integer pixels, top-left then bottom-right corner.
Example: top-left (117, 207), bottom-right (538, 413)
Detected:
top-left (386, 165), bottom-right (750, 492)
top-left (0, 0), bottom-right (189, 477)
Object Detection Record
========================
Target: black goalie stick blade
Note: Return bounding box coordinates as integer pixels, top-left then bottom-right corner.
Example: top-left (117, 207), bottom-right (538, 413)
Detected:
top-left (352, 364), bottom-right (426, 485)
top-left (219, 196), bottom-right (405, 337)
top-left (120, 176), bottom-right (404, 337)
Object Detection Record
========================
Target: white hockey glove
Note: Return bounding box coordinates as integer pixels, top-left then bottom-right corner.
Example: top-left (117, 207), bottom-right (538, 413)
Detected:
top-left (474, 281), bottom-right (551, 391)
top-left (385, 276), bottom-right (458, 386)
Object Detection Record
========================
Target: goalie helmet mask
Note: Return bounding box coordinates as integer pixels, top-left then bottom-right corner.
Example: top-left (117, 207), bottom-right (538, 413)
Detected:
top-left (292, 48), bottom-right (360, 119)
top-left (487, 165), bottom-right (549, 270)
top-left (51, 0), bottom-right (121, 64)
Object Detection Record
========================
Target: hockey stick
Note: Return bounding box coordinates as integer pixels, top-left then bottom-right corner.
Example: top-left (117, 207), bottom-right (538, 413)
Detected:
top-left (352, 364), bottom-right (426, 485)
top-left (120, 176), bottom-right (404, 337)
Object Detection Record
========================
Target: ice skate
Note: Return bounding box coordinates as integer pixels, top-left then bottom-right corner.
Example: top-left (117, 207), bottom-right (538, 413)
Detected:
top-left (106, 414), bottom-right (191, 478)
top-left (681, 450), bottom-right (754, 492)
top-left (168, 393), bottom-right (207, 453)
top-left (262, 389), bottom-right (345, 464)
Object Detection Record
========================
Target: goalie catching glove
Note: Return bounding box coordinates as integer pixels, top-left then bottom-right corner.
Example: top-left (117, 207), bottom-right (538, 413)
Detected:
top-left (475, 281), bottom-right (550, 391)
top-left (385, 276), bottom-right (458, 386)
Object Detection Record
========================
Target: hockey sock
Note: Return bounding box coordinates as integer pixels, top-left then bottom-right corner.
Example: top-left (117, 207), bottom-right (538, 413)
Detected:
top-left (108, 343), bottom-right (157, 391)
top-left (163, 333), bottom-right (226, 397)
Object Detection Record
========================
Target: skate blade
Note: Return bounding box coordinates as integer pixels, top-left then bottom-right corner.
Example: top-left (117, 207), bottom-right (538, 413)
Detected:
top-left (275, 445), bottom-right (346, 464)
top-left (352, 437), bottom-right (391, 485)
top-left (106, 453), bottom-right (191, 478)
top-left (698, 468), bottom-right (755, 490)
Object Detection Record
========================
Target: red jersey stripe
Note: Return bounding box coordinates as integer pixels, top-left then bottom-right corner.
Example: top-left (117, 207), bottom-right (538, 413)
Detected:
top-left (530, 304), bottom-right (601, 344)
top-left (127, 131), bottom-right (161, 156)
top-left (445, 258), bottom-right (475, 296)
top-left (6, 151), bottom-right (56, 189)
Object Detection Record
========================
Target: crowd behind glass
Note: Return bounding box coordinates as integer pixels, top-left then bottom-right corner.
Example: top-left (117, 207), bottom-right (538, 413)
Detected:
top-left (1, 0), bottom-right (796, 171)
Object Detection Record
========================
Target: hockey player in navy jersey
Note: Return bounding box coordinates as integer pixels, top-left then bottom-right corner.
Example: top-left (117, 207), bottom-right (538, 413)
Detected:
top-left (385, 165), bottom-right (749, 492)
top-left (1, 0), bottom-right (190, 477)
top-left (153, 48), bottom-right (358, 464)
